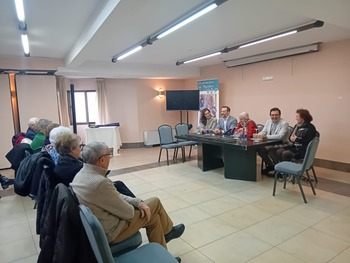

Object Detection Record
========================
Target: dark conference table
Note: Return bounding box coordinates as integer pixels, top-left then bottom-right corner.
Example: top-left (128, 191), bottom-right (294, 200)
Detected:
top-left (176, 134), bottom-right (282, 181)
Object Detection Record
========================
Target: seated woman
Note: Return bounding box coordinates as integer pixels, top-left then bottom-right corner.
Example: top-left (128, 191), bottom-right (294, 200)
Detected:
top-left (31, 119), bottom-right (56, 152)
top-left (43, 126), bottom-right (71, 165)
top-left (198, 108), bottom-right (217, 134)
top-left (54, 132), bottom-right (84, 186)
top-left (54, 132), bottom-right (135, 197)
top-left (234, 112), bottom-right (257, 138)
top-left (276, 108), bottom-right (317, 161)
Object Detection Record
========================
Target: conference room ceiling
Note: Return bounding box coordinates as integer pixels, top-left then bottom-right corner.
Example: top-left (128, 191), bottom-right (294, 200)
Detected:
top-left (1, 0), bottom-right (350, 79)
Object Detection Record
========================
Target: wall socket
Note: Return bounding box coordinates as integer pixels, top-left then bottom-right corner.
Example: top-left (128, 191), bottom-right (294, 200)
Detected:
top-left (262, 76), bottom-right (273, 81)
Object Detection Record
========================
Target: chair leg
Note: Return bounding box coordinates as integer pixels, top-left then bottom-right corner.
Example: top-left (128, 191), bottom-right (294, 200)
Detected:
top-left (272, 172), bottom-right (278, 196)
top-left (311, 165), bottom-right (318, 183)
top-left (296, 176), bottom-right (308, 203)
top-left (188, 145), bottom-right (192, 158)
top-left (158, 148), bottom-right (162, 163)
top-left (173, 148), bottom-right (177, 160)
top-left (182, 146), bottom-right (185, 162)
top-left (305, 171), bottom-right (316, 195)
top-left (261, 159), bottom-right (265, 174)
top-left (283, 174), bottom-right (288, 189)
top-left (166, 149), bottom-right (169, 166)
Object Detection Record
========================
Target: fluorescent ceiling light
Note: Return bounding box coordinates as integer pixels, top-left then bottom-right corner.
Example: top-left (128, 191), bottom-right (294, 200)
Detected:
top-left (157, 3), bottom-right (217, 39)
top-left (239, 30), bottom-right (297, 49)
top-left (112, 0), bottom-right (228, 63)
top-left (116, 46), bottom-right (142, 61)
top-left (21, 34), bottom-right (30, 56)
top-left (224, 43), bottom-right (319, 68)
top-left (14, 0), bottom-right (25, 21)
top-left (176, 20), bottom-right (324, 66)
top-left (183, 52), bottom-right (221, 64)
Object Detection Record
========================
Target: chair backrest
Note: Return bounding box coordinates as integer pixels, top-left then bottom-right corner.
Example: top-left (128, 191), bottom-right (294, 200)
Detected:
top-left (175, 123), bottom-right (189, 141)
top-left (301, 137), bottom-right (320, 172)
top-left (256, 124), bottom-right (264, 132)
top-left (158, 125), bottom-right (175, 145)
top-left (79, 205), bottom-right (114, 263)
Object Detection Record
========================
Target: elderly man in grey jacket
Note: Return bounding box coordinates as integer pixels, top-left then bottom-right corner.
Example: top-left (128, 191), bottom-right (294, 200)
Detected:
top-left (71, 142), bottom-right (184, 254)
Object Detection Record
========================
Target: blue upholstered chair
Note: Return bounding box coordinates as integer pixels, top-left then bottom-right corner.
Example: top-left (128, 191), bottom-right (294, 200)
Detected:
top-left (79, 205), bottom-right (178, 263)
top-left (272, 137), bottom-right (319, 203)
top-left (175, 123), bottom-right (196, 158)
top-left (158, 124), bottom-right (184, 165)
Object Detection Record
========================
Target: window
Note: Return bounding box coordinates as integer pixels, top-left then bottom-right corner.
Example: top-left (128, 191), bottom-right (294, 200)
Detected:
top-left (67, 90), bottom-right (98, 124)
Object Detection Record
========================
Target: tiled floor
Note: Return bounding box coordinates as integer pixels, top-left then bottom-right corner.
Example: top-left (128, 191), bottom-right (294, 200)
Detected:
top-left (1, 146), bottom-right (350, 263)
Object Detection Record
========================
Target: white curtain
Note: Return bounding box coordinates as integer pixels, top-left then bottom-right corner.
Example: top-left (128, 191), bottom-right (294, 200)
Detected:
top-left (55, 75), bottom-right (70, 126)
top-left (96, 78), bottom-right (109, 125)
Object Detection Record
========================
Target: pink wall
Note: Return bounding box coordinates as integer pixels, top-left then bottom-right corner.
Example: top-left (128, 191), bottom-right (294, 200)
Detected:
top-left (185, 39), bottom-right (350, 163)
top-left (1, 39), bottom-right (349, 164)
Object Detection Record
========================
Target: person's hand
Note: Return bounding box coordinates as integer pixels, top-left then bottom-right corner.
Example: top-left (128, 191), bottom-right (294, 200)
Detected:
top-left (290, 134), bottom-right (297, 142)
top-left (214, 129), bottom-right (221, 135)
top-left (138, 202), bottom-right (151, 222)
top-left (260, 134), bottom-right (267, 141)
top-left (235, 128), bottom-right (243, 134)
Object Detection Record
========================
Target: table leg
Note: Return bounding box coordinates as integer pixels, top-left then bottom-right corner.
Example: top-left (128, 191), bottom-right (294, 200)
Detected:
top-left (223, 147), bottom-right (257, 181)
top-left (197, 143), bottom-right (224, 171)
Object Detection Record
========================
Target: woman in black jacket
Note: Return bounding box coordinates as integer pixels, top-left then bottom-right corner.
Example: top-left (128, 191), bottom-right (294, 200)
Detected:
top-left (277, 108), bottom-right (317, 161)
top-left (54, 132), bottom-right (83, 186)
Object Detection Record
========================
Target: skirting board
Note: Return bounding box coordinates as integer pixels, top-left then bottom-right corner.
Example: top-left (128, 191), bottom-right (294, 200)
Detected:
top-left (314, 158), bottom-right (350, 173)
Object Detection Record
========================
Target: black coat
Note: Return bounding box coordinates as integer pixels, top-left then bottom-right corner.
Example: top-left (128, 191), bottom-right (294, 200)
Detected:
top-left (54, 154), bottom-right (83, 186)
top-left (38, 184), bottom-right (97, 263)
top-left (289, 122), bottom-right (317, 159)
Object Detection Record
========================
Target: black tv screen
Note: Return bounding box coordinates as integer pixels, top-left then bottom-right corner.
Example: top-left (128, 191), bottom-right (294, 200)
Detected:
top-left (166, 90), bottom-right (200, 111)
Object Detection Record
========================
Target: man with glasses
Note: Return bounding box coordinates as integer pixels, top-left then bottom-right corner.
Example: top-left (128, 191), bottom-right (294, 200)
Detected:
top-left (71, 142), bottom-right (184, 262)
top-left (255, 107), bottom-right (289, 175)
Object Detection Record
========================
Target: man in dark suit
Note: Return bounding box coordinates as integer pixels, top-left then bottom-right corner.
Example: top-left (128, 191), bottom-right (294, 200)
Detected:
top-left (214, 106), bottom-right (237, 135)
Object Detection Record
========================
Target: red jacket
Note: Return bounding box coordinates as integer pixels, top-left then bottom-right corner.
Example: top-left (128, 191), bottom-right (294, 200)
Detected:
top-left (235, 120), bottom-right (257, 138)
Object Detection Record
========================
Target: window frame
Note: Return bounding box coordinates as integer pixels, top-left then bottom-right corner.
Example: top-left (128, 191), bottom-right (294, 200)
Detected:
top-left (67, 90), bottom-right (97, 125)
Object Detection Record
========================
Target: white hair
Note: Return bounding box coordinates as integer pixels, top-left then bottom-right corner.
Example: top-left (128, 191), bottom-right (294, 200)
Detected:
top-left (238, 112), bottom-right (249, 120)
top-left (49, 126), bottom-right (72, 144)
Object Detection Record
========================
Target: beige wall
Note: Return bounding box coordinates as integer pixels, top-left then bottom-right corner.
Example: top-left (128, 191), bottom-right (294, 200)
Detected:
top-left (1, 39), bottom-right (349, 165)
top-left (70, 78), bottom-right (189, 143)
top-left (185, 39), bottom-right (350, 163)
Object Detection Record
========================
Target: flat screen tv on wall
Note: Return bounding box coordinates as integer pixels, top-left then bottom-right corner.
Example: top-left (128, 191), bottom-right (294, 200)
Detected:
top-left (166, 90), bottom-right (200, 111)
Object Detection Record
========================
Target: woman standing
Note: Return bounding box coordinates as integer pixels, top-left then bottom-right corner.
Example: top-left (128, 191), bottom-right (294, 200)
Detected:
top-left (198, 108), bottom-right (217, 134)
top-left (276, 108), bottom-right (317, 161)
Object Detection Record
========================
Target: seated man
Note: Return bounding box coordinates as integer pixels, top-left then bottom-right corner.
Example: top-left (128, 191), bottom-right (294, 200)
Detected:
top-left (255, 107), bottom-right (289, 175)
top-left (234, 112), bottom-right (257, 138)
top-left (214, 106), bottom-right (237, 135)
top-left (71, 142), bottom-right (184, 261)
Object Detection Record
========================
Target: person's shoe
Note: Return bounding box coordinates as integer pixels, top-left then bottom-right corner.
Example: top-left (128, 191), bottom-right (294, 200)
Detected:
top-left (165, 224), bottom-right (185, 243)
top-left (0, 175), bottom-right (14, 190)
top-left (262, 165), bottom-right (275, 176)
top-left (175, 257), bottom-right (181, 263)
